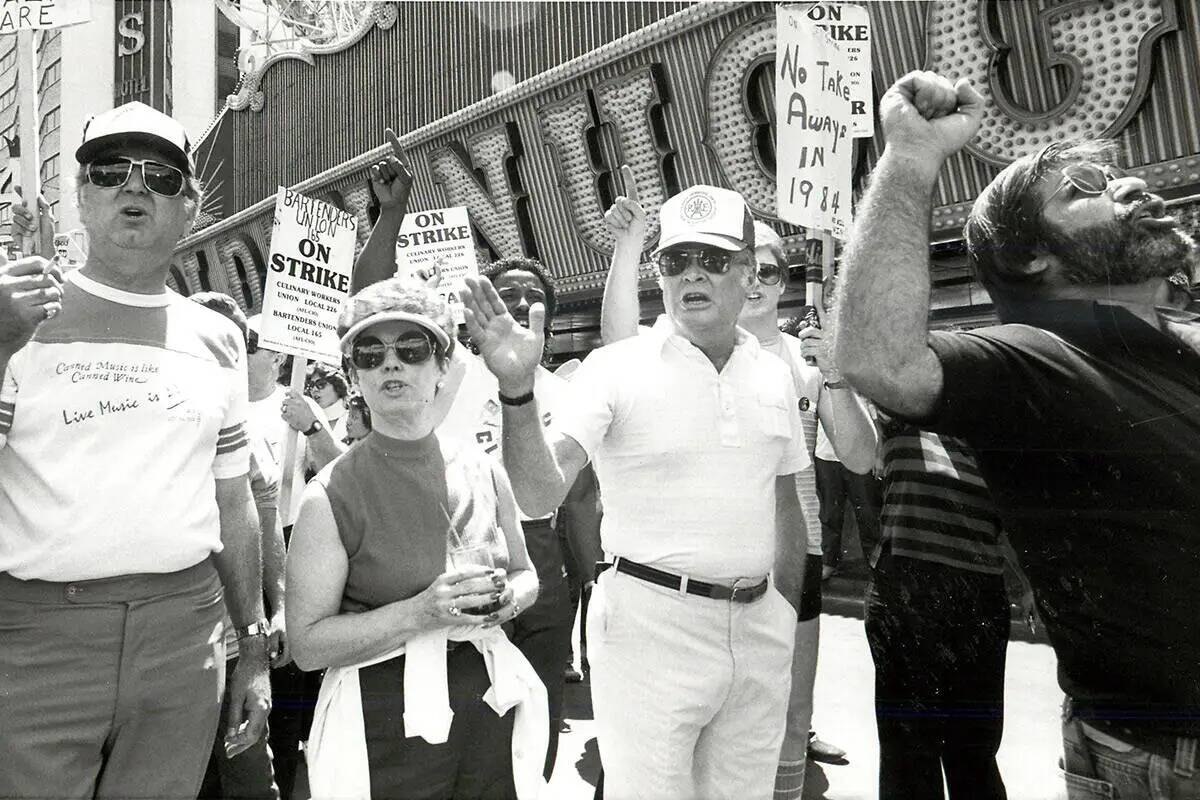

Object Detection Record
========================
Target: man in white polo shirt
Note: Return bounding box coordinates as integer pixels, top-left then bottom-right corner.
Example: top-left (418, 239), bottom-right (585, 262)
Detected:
top-left (0, 102), bottom-right (270, 799)
top-left (461, 184), bottom-right (809, 800)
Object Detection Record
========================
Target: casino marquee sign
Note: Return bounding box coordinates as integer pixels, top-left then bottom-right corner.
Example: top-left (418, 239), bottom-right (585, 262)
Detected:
top-left (174, 0), bottom-right (1198, 311)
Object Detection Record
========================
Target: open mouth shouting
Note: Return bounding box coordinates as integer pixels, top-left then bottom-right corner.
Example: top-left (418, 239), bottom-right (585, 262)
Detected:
top-left (1128, 197), bottom-right (1177, 230)
top-left (379, 378), bottom-right (411, 396)
top-left (680, 290), bottom-right (712, 309)
top-left (119, 205), bottom-right (150, 222)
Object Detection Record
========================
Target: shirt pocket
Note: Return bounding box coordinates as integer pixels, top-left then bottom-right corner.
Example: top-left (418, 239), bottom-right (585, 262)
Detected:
top-left (758, 392), bottom-right (793, 440)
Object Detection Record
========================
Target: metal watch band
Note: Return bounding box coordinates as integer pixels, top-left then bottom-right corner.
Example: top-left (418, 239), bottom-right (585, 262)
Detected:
top-left (235, 620), bottom-right (270, 639)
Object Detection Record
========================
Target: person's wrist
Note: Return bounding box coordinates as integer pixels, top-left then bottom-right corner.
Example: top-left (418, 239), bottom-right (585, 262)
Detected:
top-left (498, 377), bottom-right (535, 399)
top-left (879, 146), bottom-right (946, 186)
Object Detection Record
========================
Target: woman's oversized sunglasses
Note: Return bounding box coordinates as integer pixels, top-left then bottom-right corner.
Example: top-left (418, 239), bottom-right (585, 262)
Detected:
top-left (86, 157), bottom-right (186, 198)
top-left (350, 331), bottom-right (435, 370)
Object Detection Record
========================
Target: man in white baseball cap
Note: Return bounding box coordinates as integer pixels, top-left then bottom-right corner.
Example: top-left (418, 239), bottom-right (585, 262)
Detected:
top-left (461, 183), bottom-right (810, 799)
top-left (0, 102), bottom-right (270, 799)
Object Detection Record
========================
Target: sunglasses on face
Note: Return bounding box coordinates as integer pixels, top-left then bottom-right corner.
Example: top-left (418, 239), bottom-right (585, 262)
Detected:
top-left (655, 247), bottom-right (742, 278)
top-left (86, 157), bottom-right (187, 198)
top-left (306, 377), bottom-right (329, 393)
top-left (755, 263), bottom-right (786, 286)
top-left (350, 331), bottom-right (435, 370)
top-left (1038, 163), bottom-right (1127, 211)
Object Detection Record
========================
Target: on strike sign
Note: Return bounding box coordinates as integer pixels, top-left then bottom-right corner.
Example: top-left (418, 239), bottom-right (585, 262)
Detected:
top-left (260, 187), bottom-right (357, 365)
top-left (395, 205), bottom-right (478, 323)
top-left (776, 6), bottom-right (854, 238)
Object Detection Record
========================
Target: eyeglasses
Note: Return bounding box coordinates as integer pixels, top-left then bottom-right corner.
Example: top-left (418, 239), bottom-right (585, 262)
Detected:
top-left (496, 286), bottom-right (547, 308)
top-left (655, 247), bottom-right (742, 278)
top-left (1038, 163), bottom-right (1126, 212)
top-left (755, 263), bottom-right (786, 286)
top-left (86, 157), bottom-right (186, 197)
top-left (246, 331), bottom-right (260, 355)
top-left (306, 377), bottom-right (329, 393)
top-left (350, 331), bottom-right (435, 370)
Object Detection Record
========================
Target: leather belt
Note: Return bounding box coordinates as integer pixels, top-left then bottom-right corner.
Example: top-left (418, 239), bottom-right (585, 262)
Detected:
top-left (596, 557), bottom-right (769, 603)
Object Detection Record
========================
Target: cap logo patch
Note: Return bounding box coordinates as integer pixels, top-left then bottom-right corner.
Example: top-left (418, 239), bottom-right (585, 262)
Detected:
top-left (680, 192), bottom-right (715, 225)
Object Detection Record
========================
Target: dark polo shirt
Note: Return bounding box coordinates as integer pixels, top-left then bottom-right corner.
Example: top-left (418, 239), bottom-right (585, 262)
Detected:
top-left (923, 299), bottom-right (1200, 739)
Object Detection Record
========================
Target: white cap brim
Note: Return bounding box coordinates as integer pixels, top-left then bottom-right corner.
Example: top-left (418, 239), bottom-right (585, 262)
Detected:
top-left (653, 231), bottom-right (747, 255)
top-left (339, 311), bottom-right (452, 356)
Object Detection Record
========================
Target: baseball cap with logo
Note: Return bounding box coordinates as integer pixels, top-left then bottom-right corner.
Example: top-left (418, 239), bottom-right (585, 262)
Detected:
top-left (75, 102), bottom-right (194, 175)
top-left (654, 184), bottom-right (754, 255)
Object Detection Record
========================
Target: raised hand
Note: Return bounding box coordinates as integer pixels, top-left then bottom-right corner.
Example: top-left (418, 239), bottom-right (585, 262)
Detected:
top-left (604, 164), bottom-right (647, 251)
top-left (368, 128), bottom-right (414, 212)
top-left (880, 71), bottom-right (984, 167)
top-left (0, 255), bottom-right (63, 353)
top-left (459, 275), bottom-right (543, 396)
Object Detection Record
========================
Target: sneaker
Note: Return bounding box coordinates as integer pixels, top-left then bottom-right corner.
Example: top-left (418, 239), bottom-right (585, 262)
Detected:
top-left (564, 664), bottom-right (584, 684)
top-left (808, 731), bottom-right (848, 765)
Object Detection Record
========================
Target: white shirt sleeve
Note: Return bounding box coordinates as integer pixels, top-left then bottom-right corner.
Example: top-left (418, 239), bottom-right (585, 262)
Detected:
top-left (777, 372), bottom-right (811, 476)
top-left (0, 347), bottom-right (22, 450)
top-left (213, 336), bottom-right (251, 479)
top-left (551, 347), bottom-right (616, 460)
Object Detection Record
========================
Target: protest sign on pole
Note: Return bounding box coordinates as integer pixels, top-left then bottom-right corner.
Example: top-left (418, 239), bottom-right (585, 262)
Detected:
top-left (260, 187), bottom-right (357, 365)
top-left (776, 5), bottom-right (854, 239)
top-left (0, 0), bottom-right (92, 32)
top-left (800, 3), bottom-right (872, 138)
top-left (260, 187), bottom-right (357, 518)
top-left (394, 205), bottom-right (478, 323)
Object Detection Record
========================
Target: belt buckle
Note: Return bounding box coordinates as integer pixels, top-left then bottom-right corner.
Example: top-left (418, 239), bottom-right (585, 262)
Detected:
top-left (728, 577), bottom-right (760, 604)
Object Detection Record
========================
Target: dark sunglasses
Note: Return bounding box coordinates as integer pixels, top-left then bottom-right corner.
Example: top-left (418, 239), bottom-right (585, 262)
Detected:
top-left (86, 157), bottom-right (186, 197)
top-left (351, 331), bottom-right (435, 370)
top-left (306, 377), bottom-right (329, 392)
top-left (246, 331), bottom-right (259, 355)
top-left (655, 247), bottom-right (741, 278)
top-left (755, 263), bottom-right (786, 286)
top-left (1038, 163), bottom-right (1126, 211)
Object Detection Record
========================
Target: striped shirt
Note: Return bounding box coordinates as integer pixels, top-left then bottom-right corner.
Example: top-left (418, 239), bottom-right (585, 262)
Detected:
top-left (876, 424), bottom-right (1004, 575)
top-left (0, 270), bottom-right (250, 581)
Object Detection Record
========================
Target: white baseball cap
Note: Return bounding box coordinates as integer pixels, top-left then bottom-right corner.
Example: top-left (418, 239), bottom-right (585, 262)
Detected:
top-left (654, 185), bottom-right (754, 254)
top-left (76, 102), bottom-right (194, 174)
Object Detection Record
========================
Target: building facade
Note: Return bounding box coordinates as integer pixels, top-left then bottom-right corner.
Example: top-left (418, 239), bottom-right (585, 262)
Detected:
top-left (170, 1), bottom-right (1200, 359)
top-left (0, 0), bottom-right (263, 247)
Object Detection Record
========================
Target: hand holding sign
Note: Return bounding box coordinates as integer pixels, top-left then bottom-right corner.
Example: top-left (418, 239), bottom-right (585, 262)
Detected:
top-left (882, 72), bottom-right (984, 168)
top-left (369, 128), bottom-right (415, 213)
top-left (603, 164), bottom-right (647, 252)
top-left (10, 191), bottom-right (55, 258)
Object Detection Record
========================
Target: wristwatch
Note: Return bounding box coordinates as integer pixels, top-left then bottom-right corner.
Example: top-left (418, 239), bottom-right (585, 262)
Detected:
top-left (303, 419), bottom-right (325, 437)
top-left (235, 619), bottom-right (270, 640)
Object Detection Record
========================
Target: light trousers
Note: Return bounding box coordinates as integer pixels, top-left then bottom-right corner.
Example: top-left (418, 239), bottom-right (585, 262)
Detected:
top-left (589, 568), bottom-right (797, 800)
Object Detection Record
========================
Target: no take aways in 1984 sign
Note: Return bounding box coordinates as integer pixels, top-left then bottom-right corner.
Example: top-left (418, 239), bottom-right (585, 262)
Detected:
top-left (259, 188), bottom-right (357, 366)
top-left (776, 6), bottom-right (854, 238)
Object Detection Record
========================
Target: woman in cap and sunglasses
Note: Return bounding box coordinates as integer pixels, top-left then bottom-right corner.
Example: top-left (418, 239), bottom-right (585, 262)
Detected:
top-left (286, 279), bottom-right (546, 799)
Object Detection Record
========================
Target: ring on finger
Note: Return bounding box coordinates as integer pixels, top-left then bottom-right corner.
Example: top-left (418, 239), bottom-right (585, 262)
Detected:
top-left (43, 305), bottom-right (58, 321)
top-left (447, 603), bottom-right (462, 617)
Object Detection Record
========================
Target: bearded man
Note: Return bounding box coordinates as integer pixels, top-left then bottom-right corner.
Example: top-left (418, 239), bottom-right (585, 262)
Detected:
top-left (835, 71), bottom-right (1200, 798)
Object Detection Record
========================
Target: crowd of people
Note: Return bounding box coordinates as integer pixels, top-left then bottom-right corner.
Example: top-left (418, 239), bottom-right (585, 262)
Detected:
top-left (0, 65), bottom-right (1197, 800)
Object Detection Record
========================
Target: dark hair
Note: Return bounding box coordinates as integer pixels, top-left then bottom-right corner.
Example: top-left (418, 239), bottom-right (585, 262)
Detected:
top-left (188, 291), bottom-right (248, 345)
top-left (480, 257), bottom-right (558, 326)
top-left (306, 362), bottom-right (349, 399)
top-left (338, 278), bottom-right (456, 366)
top-left (964, 139), bottom-right (1120, 297)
